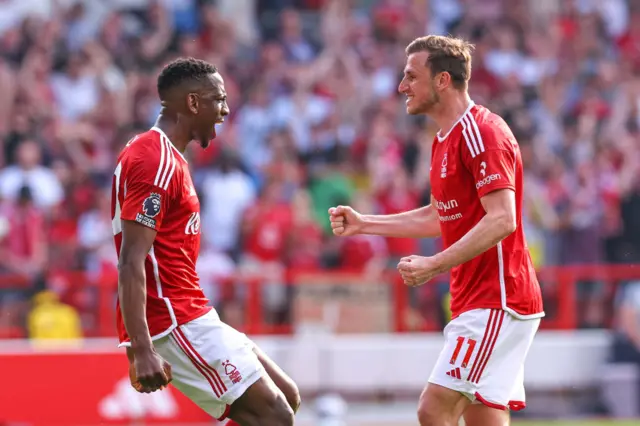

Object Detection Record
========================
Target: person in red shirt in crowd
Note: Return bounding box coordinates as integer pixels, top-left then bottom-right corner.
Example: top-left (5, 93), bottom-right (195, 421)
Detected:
top-left (375, 168), bottom-right (421, 261)
top-left (239, 179), bottom-right (293, 324)
top-left (241, 179), bottom-right (293, 266)
top-left (329, 36), bottom-right (544, 426)
top-left (338, 193), bottom-right (388, 275)
top-left (111, 58), bottom-right (299, 425)
top-left (287, 189), bottom-right (323, 271)
top-left (0, 185), bottom-right (47, 332)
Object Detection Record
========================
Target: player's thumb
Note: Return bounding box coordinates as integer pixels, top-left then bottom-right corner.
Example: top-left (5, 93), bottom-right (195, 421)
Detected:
top-left (163, 361), bottom-right (173, 381)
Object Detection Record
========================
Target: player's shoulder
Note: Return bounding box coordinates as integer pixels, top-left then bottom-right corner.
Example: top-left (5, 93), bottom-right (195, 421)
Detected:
top-left (469, 104), bottom-right (516, 148)
top-left (120, 129), bottom-right (163, 161)
top-left (117, 128), bottom-right (183, 189)
top-left (120, 128), bottom-right (183, 170)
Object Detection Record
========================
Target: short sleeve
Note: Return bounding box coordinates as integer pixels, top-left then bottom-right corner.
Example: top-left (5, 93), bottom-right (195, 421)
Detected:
top-left (120, 152), bottom-right (174, 231)
top-left (461, 120), bottom-right (517, 198)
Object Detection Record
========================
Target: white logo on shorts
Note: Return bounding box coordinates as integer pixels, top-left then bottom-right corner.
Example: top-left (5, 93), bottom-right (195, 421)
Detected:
top-left (99, 377), bottom-right (178, 419)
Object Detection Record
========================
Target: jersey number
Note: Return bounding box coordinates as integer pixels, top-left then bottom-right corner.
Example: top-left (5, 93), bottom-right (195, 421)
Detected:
top-left (450, 337), bottom-right (477, 368)
top-left (112, 162), bottom-right (123, 235)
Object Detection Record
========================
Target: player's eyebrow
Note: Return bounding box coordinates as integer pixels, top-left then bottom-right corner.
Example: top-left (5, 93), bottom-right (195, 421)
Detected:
top-left (200, 89), bottom-right (226, 99)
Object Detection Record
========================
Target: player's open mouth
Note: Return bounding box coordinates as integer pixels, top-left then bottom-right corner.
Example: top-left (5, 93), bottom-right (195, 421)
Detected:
top-left (406, 96), bottom-right (413, 104)
top-left (211, 119), bottom-right (224, 139)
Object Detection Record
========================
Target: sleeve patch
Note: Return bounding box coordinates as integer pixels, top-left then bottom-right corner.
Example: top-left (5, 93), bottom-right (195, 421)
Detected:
top-left (134, 192), bottom-right (162, 228)
top-left (142, 193), bottom-right (162, 218)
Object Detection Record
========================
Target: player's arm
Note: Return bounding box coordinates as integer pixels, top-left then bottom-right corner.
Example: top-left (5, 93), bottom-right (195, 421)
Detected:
top-left (361, 200), bottom-right (440, 238)
top-left (431, 189), bottom-right (516, 271)
top-left (117, 148), bottom-right (174, 392)
top-left (118, 220), bottom-right (157, 352)
top-left (330, 195), bottom-right (441, 239)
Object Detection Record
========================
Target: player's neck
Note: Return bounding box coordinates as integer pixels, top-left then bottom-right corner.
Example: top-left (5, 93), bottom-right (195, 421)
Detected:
top-left (154, 114), bottom-right (190, 153)
top-left (433, 92), bottom-right (473, 139)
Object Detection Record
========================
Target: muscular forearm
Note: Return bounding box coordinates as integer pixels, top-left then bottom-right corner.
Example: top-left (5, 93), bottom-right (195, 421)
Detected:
top-left (361, 205), bottom-right (441, 238)
top-left (118, 261), bottom-right (152, 350)
top-left (432, 213), bottom-right (515, 273)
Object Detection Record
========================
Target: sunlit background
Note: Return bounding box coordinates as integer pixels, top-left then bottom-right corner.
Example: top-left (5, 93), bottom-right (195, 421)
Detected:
top-left (0, 0), bottom-right (639, 425)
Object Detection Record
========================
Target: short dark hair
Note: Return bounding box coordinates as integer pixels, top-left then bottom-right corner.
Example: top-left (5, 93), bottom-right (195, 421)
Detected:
top-left (157, 57), bottom-right (218, 99)
top-left (405, 35), bottom-right (474, 90)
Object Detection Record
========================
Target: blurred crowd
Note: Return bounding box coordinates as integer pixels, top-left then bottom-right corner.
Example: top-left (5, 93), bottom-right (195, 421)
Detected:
top-left (1, 0), bottom-right (640, 338)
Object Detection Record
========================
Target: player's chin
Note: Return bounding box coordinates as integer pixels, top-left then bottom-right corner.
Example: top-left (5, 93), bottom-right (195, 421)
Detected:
top-left (407, 103), bottom-right (428, 115)
top-left (199, 138), bottom-right (211, 149)
top-left (406, 106), bottom-right (420, 115)
top-left (405, 102), bottom-right (419, 115)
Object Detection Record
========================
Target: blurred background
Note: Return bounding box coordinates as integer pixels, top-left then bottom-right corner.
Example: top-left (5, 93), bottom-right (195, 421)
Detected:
top-left (0, 0), bottom-right (639, 425)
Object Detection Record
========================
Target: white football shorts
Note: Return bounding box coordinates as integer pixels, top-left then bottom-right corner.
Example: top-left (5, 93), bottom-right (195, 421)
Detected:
top-left (153, 310), bottom-right (265, 420)
top-left (428, 308), bottom-right (540, 410)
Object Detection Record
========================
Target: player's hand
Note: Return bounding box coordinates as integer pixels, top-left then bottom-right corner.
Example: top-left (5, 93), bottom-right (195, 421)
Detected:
top-left (328, 205), bottom-right (364, 237)
top-left (397, 255), bottom-right (444, 287)
top-left (130, 348), bottom-right (172, 393)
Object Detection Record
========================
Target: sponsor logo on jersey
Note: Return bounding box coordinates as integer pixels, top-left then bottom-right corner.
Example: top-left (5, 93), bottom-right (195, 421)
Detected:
top-left (434, 197), bottom-right (463, 222)
top-left (185, 212), bottom-right (200, 235)
top-left (475, 173), bottom-right (501, 189)
top-left (434, 198), bottom-right (459, 212)
top-left (439, 213), bottom-right (463, 222)
top-left (480, 161), bottom-right (487, 176)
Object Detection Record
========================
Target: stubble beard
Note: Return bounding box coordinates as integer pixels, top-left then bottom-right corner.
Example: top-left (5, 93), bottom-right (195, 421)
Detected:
top-left (412, 90), bottom-right (440, 115)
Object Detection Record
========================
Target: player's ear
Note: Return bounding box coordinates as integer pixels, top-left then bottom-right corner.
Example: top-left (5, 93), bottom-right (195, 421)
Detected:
top-left (436, 72), bottom-right (451, 90)
top-left (187, 93), bottom-right (199, 114)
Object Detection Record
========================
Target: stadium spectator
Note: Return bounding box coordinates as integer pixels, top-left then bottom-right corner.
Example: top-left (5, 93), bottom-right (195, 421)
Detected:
top-left (0, 0), bottom-right (639, 341)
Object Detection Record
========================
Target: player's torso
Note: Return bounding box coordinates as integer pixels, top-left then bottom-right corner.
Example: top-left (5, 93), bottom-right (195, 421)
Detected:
top-left (429, 105), bottom-right (542, 318)
top-left (430, 112), bottom-right (486, 248)
top-left (430, 112), bottom-right (493, 307)
top-left (113, 131), bottom-right (202, 265)
top-left (111, 129), bottom-right (210, 342)
top-left (148, 158), bottom-right (202, 263)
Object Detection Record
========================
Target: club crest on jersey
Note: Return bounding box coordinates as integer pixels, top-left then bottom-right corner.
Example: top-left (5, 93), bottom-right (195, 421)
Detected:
top-left (142, 193), bottom-right (161, 218)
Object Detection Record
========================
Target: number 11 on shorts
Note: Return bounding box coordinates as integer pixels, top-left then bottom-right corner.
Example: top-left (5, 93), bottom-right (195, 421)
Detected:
top-left (450, 337), bottom-right (477, 369)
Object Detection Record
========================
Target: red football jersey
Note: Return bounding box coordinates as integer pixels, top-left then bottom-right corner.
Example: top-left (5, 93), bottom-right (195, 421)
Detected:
top-left (430, 102), bottom-right (544, 320)
top-left (111, 127), bottom-right (212, 345)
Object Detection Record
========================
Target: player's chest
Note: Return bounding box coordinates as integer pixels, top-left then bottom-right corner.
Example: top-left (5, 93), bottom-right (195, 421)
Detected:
top-left (169, 168), bottom-right (201, 236)
top-left (430, 139), bottom-right (470, 197)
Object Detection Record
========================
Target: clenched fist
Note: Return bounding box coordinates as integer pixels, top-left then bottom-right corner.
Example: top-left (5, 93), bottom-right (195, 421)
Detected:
top-left (397, 255), bottom-right (444, 287)
top-left (127, 347), bottom-right (172, 393)
top-left (328, 205), bottom-right (365, 237)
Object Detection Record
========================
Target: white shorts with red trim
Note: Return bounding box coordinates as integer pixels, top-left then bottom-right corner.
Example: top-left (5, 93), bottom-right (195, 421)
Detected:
top-left (428, 308), bottom-right (540, 411)
top-left (153, 310), bottom-right (265, 420)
